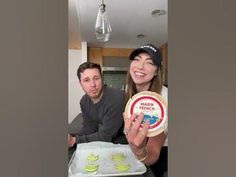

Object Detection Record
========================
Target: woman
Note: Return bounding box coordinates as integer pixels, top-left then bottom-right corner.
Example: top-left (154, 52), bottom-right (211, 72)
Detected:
top-left (123, 44), bottom-right (168, 177)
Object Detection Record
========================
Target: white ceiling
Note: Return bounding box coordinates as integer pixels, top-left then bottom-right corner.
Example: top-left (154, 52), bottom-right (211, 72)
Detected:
top-left (69, 0), bottom-right (168, 49)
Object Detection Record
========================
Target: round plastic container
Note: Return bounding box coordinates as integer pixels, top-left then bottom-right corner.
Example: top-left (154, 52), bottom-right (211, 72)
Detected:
top-left (125, 91), bottom-right (167, 137)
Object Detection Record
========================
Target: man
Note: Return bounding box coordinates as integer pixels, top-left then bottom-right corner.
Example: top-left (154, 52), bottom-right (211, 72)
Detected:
top-left (68, 62), bottom-right (127, 147)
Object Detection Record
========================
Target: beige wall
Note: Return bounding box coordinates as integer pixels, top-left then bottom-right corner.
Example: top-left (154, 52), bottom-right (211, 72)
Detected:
top-left (68, 42), bottom-right (87, 123)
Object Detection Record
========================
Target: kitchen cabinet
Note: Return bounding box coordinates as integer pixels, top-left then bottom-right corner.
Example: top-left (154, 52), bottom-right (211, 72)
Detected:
top-left (88, 47), bottom-right (103, 66)
top-left (88, 47), bottom-right (133, 66)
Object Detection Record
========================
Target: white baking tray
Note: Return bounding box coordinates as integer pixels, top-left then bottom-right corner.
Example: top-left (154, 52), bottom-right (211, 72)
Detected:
top-left (69, 142), bottom-right (146, 177)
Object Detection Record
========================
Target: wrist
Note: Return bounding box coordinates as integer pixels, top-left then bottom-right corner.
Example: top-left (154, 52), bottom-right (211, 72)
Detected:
top-left (133, 146), bottom-right (148, 162)
top-left (138, 153), bottom-right (148, 162)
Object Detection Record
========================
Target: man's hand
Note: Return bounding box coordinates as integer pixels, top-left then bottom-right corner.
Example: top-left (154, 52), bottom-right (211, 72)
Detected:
top-left (68, 134), bottom-right (76, 147)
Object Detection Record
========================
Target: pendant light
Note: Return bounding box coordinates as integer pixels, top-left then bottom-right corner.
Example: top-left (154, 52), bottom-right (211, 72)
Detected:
top-left (95, 0), bottom-right (112, 42)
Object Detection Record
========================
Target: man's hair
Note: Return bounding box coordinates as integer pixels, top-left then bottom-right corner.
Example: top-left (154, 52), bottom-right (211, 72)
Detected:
top-left (77, 62), bottom-right (102, 81)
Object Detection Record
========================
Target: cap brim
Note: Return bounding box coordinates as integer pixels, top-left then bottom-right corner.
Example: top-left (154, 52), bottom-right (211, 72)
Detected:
top-left (129, 48), bottom-right (155, 61)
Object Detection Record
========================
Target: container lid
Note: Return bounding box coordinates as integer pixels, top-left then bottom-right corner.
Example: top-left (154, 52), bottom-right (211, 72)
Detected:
top-left (124, 91), bottom-right (167, 137)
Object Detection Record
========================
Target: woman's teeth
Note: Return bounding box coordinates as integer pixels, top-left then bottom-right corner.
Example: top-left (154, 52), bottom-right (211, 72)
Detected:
top-left (134, 71), bottom-right (145, 77)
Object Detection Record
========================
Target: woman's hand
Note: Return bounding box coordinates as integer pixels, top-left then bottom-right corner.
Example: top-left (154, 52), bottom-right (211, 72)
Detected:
top-left (123, 112), bottom-right (167, 165)
top-left (68, 134), bottom-right (76, 147)
top-left (123, 113), bottom-right (150, 160)
top-left (123, 112), bottom-right (149, 147)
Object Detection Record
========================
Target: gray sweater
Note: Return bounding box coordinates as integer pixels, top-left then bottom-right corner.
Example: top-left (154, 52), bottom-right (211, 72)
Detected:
top-left (75, 86), bottom-right (127, 144)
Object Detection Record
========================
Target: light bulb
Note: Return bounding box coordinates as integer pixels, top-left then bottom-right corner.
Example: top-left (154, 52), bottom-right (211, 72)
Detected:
top-left (95, 3), bottom-right (112, 42)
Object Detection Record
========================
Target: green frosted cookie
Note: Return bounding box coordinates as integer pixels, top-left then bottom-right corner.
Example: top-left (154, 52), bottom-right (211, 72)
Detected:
top-left (84, 164), bottom-right (99, 172)
top-left (112, 153), bottom-right (126, 162)
top-left (115, 163), bottom-right (131, 172)
top-left (87, 153), bottom-right (99, 161)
